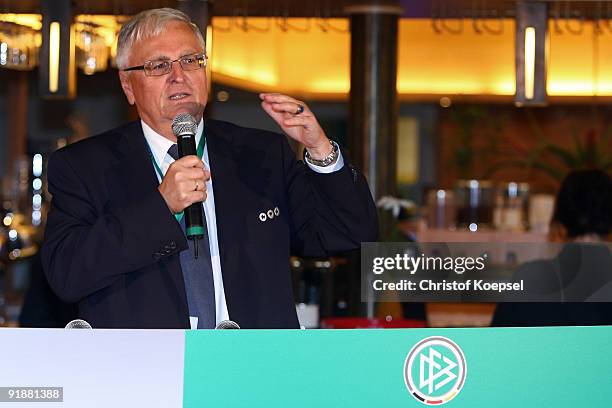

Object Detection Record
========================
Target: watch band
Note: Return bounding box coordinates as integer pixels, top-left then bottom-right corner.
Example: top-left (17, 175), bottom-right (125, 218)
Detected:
top-left (304, 139), bottom-right (339, 167)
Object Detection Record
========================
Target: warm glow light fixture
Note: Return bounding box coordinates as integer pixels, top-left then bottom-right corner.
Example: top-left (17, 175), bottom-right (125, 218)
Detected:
top-left (0, 13), bottom-right (41, 30)
top-left (524, 26), bottom-right (536, 100)
top-left (48, 21), bottom-right (60, 92)
top-left (39, 0), bottom-right (76, 98)
top-left (1, 11), bottom-right (609, 100)
top-left (208, 17), bottom-right (612, 100)
top-left (515, 2), bottom-right (548, 106)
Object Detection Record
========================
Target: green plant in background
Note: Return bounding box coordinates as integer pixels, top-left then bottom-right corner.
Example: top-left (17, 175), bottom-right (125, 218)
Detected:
top-left (487, 109), bottom-right (612, 182)
top-left (449, 106), bottom-right (506, 179)
top-left (451, 106), bottom-right (480, 179)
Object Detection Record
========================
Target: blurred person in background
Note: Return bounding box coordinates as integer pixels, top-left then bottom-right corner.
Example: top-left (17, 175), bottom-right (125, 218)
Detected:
top-left (492, 168), bottom-right (612, 326)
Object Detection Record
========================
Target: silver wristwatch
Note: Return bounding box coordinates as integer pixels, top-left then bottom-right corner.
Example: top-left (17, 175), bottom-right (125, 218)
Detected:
top-left (304, 139), bottom-right (339, 167)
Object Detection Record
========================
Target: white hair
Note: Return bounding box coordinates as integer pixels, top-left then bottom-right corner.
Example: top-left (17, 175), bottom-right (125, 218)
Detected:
top-left (116, 8), bottom-right (205, 70)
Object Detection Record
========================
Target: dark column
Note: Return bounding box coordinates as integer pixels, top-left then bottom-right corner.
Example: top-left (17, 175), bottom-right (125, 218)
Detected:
top-left (177, 0), bottom-right (213, 97)
top-left (39, 0), bottom-right (76, 99)
top-left (6, 71), bottom-right (29, 178)
top-left (177, 0), bottom-right (212, 38)
top-left (346, 3), bottom-right (402, 319)
top-left (346, 3), bottom-right (403, 240)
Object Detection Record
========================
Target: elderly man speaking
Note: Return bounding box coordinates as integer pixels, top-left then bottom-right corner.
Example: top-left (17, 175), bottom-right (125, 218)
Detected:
top-left (42, 8), bottom-right (377, 329)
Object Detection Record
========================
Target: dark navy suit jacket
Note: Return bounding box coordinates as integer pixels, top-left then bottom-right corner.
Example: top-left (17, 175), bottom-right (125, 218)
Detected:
top-left (41, 119), bottom-right (378, 328)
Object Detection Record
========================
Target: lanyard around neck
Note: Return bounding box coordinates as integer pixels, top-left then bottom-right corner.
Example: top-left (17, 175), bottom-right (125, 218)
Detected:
top-left (148, 132), bottom-right (206, 222)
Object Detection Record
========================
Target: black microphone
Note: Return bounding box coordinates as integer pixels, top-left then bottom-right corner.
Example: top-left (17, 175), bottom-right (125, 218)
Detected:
top-left (171, 113), bottom-right (204, 259)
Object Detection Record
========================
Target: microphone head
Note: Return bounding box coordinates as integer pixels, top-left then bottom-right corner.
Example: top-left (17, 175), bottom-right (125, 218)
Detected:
top-left (172, 113), bottom-right (197, 137)
top-left (65, 319), bottom-right (92, 329)
top-left (215, 320), bottom-right (240, 330)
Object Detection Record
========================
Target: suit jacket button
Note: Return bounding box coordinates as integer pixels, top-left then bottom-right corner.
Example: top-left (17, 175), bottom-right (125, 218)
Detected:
top-left (169, 241), bottom-right (177, 250)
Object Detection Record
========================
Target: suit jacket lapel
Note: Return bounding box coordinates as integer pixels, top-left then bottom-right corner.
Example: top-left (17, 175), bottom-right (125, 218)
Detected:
top-left (112, 121), bottom-right (190, 326)
top-left (205, 120), bottom-right (255, 328)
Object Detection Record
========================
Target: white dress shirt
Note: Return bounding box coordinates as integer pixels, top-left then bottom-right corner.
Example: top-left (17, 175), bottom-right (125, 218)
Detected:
top-left (141, 119), bottom-right (343, 329)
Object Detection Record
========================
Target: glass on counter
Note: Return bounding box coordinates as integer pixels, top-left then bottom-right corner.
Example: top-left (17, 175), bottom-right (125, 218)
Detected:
top-left (425, 189), bottom-right (455, 230)
top-left (493, 182), bottom-right (530, 232)
top-left (454, 180), bottom-right (494, 231)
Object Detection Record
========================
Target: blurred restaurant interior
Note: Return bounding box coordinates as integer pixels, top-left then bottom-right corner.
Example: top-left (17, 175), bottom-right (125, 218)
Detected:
top-left (0, 0), bottom-right (611, 329)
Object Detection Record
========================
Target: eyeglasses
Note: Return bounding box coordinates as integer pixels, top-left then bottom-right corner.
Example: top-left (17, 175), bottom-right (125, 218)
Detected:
top-left (122, 53), bottom-right (207, 76)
